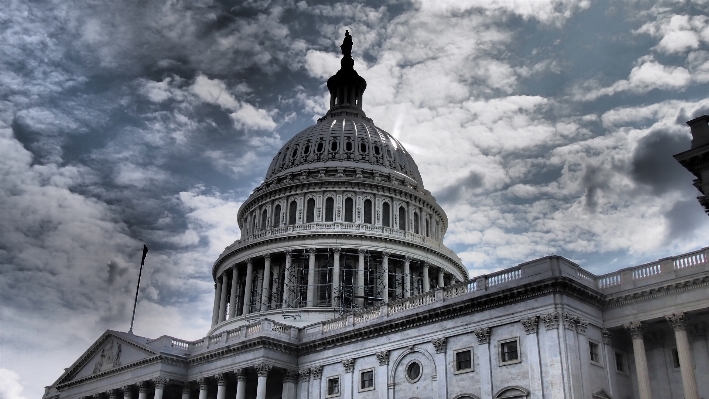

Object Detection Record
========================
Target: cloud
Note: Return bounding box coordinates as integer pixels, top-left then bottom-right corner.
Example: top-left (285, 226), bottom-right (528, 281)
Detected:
top-left (0, 369), bottom-right (27, 399)
top-left (636, 14), bottom-right (708, 54)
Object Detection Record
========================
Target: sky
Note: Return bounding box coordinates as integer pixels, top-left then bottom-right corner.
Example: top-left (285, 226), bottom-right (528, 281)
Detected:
top-left (1, 0), bottom-right (709, 397)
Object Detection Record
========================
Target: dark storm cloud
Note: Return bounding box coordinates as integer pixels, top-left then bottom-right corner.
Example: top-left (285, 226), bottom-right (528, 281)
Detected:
top-left (631, 128), bottom-right (692, 195)
top-left (436, 170), bottom-right (485, 204)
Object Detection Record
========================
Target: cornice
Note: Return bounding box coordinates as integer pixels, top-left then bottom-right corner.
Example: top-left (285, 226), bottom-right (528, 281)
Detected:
top-left (188, 337), bottom-right (299, 366)
top-left (603, 274), bottom-right (709, 308)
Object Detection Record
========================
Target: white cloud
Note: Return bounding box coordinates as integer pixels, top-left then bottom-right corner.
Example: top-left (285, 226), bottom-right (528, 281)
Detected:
top-left (637, 14), bottom-right (708, 54)
top-left (231, 103), bottom-right (277, 131)
top-left (0, 369), bottom-right (27, 399)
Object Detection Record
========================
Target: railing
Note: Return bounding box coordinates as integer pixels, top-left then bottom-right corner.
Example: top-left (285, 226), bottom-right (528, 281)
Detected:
top-left (632, 264), bottom-right (661, 280)
top-left (171, 339), bottom-right (190, 350)
top-left (444, 280), bottom-right (477, 299)
top-left (354, 307), bottom-right (382, 324)
top-left (271, 321), bottom-right (291, 335)
top-left (597, 273), bottom-right (621, 289)
top-left (487, 268), bottom-right (522, 287)
top-left (245, 322), bottom-right (262, 336)
top-left (576, 268), bottom-right (595, 283)
top-left (226, 328), bottom-right (241, 341)
top-left (388, 292), bottom-right (435, 316)
top-left (674, 250), bottom-right (706, 270)
top-left (322, 316), bottom-right (349, 333)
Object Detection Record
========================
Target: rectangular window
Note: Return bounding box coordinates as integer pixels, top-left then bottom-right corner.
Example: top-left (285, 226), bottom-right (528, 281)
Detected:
top-left (455, 348), bottom-right (473, 372)
top-left (327, 376), bottom-right (340, 397)
top-left (615, 351), bottom-right (625, 372)
top-left (360, 369), bottom-right (374, 391)
top-left (499, 338), bottom-right (520, 365)
top-left (589, 341), bottom-right (600, 364)
top-left (672, 348), bottom-right (680, 368)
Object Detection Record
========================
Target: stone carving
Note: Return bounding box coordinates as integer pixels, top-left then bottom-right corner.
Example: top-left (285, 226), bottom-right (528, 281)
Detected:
top-left (308, 248), bottom-right (316, 255)
top-left (138, 381), bottom-right (149, 393)
top-left (263, 253), bottom-right (270, 260)
top-left (666, 313), bottom-right (686, 331)
top-left (358, 248), bottom-right (366, 255)
top-left (333, 247), bottom-right (341, 254)
top-left (121, 386), bottom-right (132, 398)
top-left (311, 365), bottom-right (323, 379)
top-left (256, 363), bottom-right (272, 377)
top-left (577, 319), bottom-right (588, 335)
top-left (284, 369), bottom-right (299, 383)
top-left (564, 313), bottom-right (578, 331)
top-left (108, 391), bottom-right (117, 399)
top-left (602, 329), bottom-right (612, 344)
top-left (541, 312), bottom-right (559, 330)
top-left (153, 376), bottom-right (167, 388)
top-left (92, 339), bottom-right (122, 374)
top-left (376, 350), bottom-right (390, 365)
top-left (299, 368), bottom-right (311, 381)
top-left (342, 358), bottom-right (355, 373)
top-left (473, 327), bottom-right (491, 345)
top-left (197, 377), bottom-right (208, 389)
top-left (215, 372), bottom-right (226, 386)
top-left (93, 393), bottom-right (102, 399)
top-left (521, 316), bottom-right (539, 335)
top-left (182, 382), bottom-right (191, 395)
top-left (432, 337), bottom-right (447, 353)
top-left (625, 321), bottom-right (644, 338)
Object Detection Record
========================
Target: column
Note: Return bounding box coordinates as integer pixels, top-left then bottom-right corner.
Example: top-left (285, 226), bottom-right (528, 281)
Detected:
top-left (242, 259), bottom-right (254, 315)
top-left (228, 267), bottom-right (239, 319)
top-left (211, 279), bottom-right (222, 327)
top-left (438, 268), bottom-right (445, 288)
top-left (122, 386), bottom-right (132, 399)
top-left (138, 381), bottom-right (148, 399)
top-left (382, 252), bottom-right (389, 303)
top-left (181, 383), bottom-right (190, 399)
top-left (310, 366), bottom-right (322, 399)
top-left (666, 313), bottom-right (699, 399)
top-left (271, 263), bottom-right (280, 309)
top-left (154, 377), bottom-right (166, 399)
top-left (282, 370), bottom-right (298, 399)
top-left (356, 249), bottom-right (365, 307)
top-left (521, 317), bottom-right (543, 399)
top-left (432, 338), bottom-right (448, 399)
top-left (197, 378), bottom-right (208, 399)
top-left (234, 369), bottom-right (246, 399)
top-left (306, 248), bottom-right (316, 307)
top-left (215, 373), bottom-right (226, 399)
top-left (376, 351), bottom-right (389, 397)
top-left (109, 389), bottom-right (118, 399)
top-left (298, 369), bottom-right (310, 399)
top-left (261, 254), bottom-right (271, 311)
top-left (342, 360), bottom-right (354, 399)
top-left (403, 257), bottom-right (411, 298)
top-left (332, 247), bottom-right (341, 307)
top-left (474, 328), bottom-right (492, 399)
top-left (422, 263), bottom-right (430, 292)
top-left (283, 252), bottom-right (292, 308)
top-left (256, 363), bottom-right (272, 399)
top-left (625, 322), bottom-right (653, 399)
top-left (218, 273), bottom-right (229, 322)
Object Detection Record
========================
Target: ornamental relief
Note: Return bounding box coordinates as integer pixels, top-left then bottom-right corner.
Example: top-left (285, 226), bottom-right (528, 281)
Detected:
top-left (92, 339), bottom-right (121, 374)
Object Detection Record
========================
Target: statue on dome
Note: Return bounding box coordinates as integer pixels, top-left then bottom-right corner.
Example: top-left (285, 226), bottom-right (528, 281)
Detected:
top-left (340, 30), bottom-right (353, 58)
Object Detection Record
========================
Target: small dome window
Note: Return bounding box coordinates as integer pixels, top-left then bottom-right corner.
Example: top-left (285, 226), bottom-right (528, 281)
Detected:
top-left (291, 147), bottom-right (299, 158)
top-left (345, 141), bottom-right (353, 152)
top-left (316, 142), bottom-right (324, 153)
top-left (330, 140), bottom-right (339, 152)
top-left (406, 361), bottom-right (422, 383)
top-left (360, 142), bottom-right (367, 153)
top-left (374, 145), bottom-right (380, 156)
top-left (303, 144), bottom-right (311, 155)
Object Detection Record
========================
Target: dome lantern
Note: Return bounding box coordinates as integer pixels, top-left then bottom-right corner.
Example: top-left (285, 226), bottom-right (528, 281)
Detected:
top-left (326, 30), bottom-right (367, 109)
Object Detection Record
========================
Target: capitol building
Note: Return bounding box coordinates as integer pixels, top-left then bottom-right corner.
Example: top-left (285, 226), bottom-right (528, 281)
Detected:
top-left (44, 33), bottom-right (709, 399)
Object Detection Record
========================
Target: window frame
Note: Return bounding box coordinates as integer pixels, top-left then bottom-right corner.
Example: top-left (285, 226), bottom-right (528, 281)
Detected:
top-left (671, 348), bottom-right (681, 369)
top-left (359, 368), bottom-right (375, 392)
top-left (306, 198), bottom-right (315, 223)
top-left (454, 347), bottom-right (474, 374)
top-left (325, 197), bottom-right (335, 222)
top-left (404, 360), bottom-right (423, 383)
top-left (498, 337), bottom-right (521, 366)
top-left (326, 375), bottom-right (341, 398)
top-left (344, 197), bottom-right (354, 223)
top-left (382, 202), bottom-right (390, 227)
top-left (589, 340), bottom-right (603, 367)
top-left (363, 199), bottom-right (373, 224)
top-left (614, 350), bottom-right (628, 374)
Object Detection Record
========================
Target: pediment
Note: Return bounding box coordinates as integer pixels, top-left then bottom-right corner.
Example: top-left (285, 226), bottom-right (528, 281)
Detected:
top-left (592, 389), bottom-right (612, 399)
top-left (57, 330), bottom-right (159, 385)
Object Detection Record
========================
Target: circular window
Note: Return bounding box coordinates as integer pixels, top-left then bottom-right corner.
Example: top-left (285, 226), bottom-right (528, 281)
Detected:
top-left (405, 360), bottom-right (422, 383)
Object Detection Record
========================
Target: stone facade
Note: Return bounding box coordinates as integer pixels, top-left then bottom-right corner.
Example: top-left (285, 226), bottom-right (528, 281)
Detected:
top-left (44, 33), bottom-right (709, 399)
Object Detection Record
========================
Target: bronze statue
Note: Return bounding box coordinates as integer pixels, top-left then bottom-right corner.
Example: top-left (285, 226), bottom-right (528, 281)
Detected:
top-left (340, 30), bottom-right (353, 58)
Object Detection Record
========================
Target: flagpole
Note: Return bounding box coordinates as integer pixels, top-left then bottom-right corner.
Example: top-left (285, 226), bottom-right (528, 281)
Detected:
top-left (129, 245), bottom-right (149, 334)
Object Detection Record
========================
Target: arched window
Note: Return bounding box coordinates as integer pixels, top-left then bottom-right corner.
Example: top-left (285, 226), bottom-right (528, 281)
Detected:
top-left (325, 197), bottom-right (335, 222)
top-left (414, 212), bottom-right (419, 234)
top-left (344, 197), bottom-right (354, 222)
top-left (252, 214), bottom-right (257, 232)
top-left (398, 206), bottom-right (406, 231)
top-left (288, 201), bottom-right (297, 225)
top-left (425, 219), bottom-right (430, 237)
top-left (261, 209), bottom-right (267, 230)
top-left (273, 204), bottom-right (281, 228)
top-left (382, 202), bottom-right (390, 227)
top-left (363, 199), bottom-right (372, 224)
top-left (306, 198), bottom-right (315, 223)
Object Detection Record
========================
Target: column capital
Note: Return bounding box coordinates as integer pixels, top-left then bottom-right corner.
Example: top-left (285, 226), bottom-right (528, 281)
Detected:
top-left (342, 359), bottom-right (355, 373)
top-left (541, 312), bottom-right (559, 330)
top-left (263, 253), bottom-right (271, 260)
top-left (120, 385), bottom-right (132, 395)
top-left (376, 350), bottom-right (390, 366)
top-left (308, 247), bottom-right (316, 254)
top-left (285, 251), bottom-right (292, 259)
top-left (108, 390), bottom-right (118, 399)
top-left (284, 369), bottom-right (299, 383)
top-left (577, 319), bottom-right (588, 335)
top-left (138, 381), bottom-right (149, 393)
top-left (358, 248), bottom-right (366, 255)
top-left (215, 372), bottom-right (227, 386)
top-left (431, 337), bottom-right (447, 353)
top-left (422, 262), bottom-right (430, 269)
top-left (602, 329), bottom-right (613, 344)
top-left (381, 251), bottom-right (390, 259)
top-left (666, 312), bottom-right (687, 331)
top-left (625, 321), bottom-right (644, 338)
top-left (299, 368), bottom-right (311, 381)
top-left (311, 365), bottom-right (323, 379)
top-left (563, 312), bottom-right (579, 331)
top-left (521, 316), bottom-right (539, 335)
top-left (197, 377), bottom-right (208, 390)
top-left (93, 393), bottom-right (102, 399)
top-left (246, 258), bottom-right (253, 265)
top-left (404, 255), bottom-right (411, 264)
top-left (473, 327), bottom-right (490, 345)
top-left (233, 368), bottom-right (246, 380)
top-left (181, 382), bottom-right (191, 395)
top-left (153, 376), bottom-right (167, 389)
top-left (255, 363), bottom-right (271, 377)
top-left (332, 246), bottom-right (341, 254)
